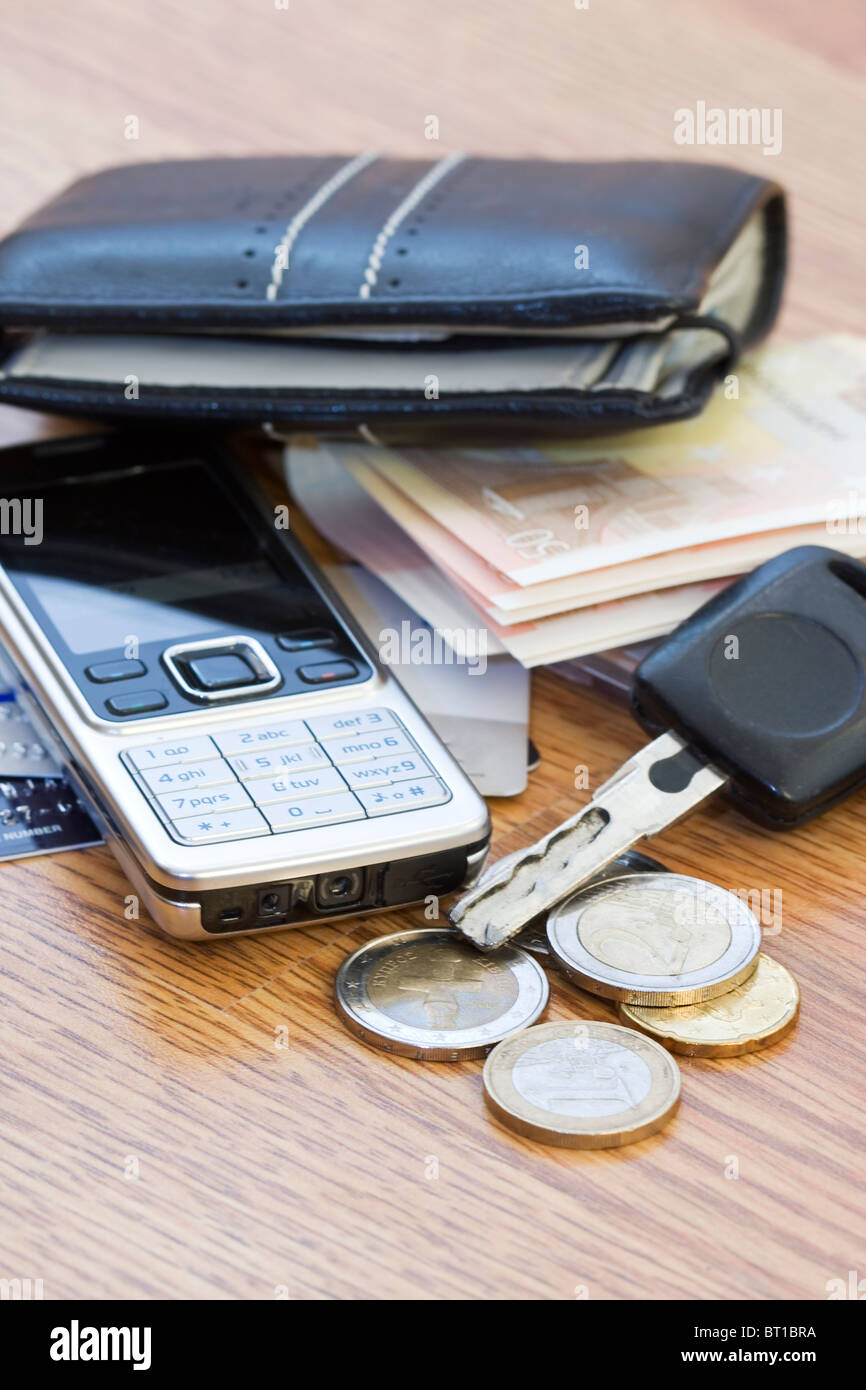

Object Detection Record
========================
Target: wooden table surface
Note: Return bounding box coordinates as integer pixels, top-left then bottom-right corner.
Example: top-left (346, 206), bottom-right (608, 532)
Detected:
top-left (1, 0), bottom-right (865, 1301)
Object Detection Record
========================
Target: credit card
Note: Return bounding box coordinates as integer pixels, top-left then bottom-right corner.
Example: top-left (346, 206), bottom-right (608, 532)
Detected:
top-left (0, 693), bottom-right (67, 777)
top-left (0, 684), bottom-right (102, 860)
top-left (0, 774), bottom-right (102, 860)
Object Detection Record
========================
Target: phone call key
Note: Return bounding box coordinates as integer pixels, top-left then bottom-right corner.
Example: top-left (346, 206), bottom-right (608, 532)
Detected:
top-left (140, 758), bottom-right (234, 794)
top-left (240, 766), bottom-right (347, 805)
top-left (355, 777), bottom-right (450, 816)
top-left (297, 659), bottom-right (358, 685)
top-left (106, 690), bottom-right (168, 717)
top-left (170, 806), bottom-right (269, 842)
top-left (276, 628), bottom-right (337, 651)
top-left (127, 736), bottom-right (218, 770)
top-left (157, 783), bottom-right (253, 819)
top-left (87, 658), bottom-right (147, 683)
top-left (211, 720), bottom-right (310, 756)
top-left (304, 708), bottom-right (397, 741)
top-left (264, 792), bottom-right (364, 831)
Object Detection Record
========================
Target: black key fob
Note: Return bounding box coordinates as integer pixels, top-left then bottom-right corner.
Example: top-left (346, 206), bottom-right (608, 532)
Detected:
top-left (632, 546), bottom-right (866, 827)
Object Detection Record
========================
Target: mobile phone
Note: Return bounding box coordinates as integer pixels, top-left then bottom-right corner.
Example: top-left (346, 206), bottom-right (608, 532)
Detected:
top-left (0, 433), bottom-right (491, 939)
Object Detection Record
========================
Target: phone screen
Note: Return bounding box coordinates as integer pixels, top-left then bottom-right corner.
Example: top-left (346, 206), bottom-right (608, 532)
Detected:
top-left (0, 459), bottom-right (313, 656)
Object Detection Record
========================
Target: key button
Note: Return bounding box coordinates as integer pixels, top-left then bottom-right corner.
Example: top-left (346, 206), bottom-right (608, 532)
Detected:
top-left (170, 806), bottom-right (269, 842)
top-left (106, 690), bottom-right (167, 716)
top-left (708, 613), bottom-right (863, 736)
top-left (297, 659), bottom-right (358, 685)
top-left (157, 783), bottom-right (252, 819)
top-left (304, 708), bottom-right (397, 740)
top-left (264, 792), bottom-right (364, 831)
top-left (87, 659), bottom-right (146, 683)
top-left (241, 766), bottom-right (347, 805)
top-left (341, 753), bottom-right (431, 789)
top-left (139, 758), bottom-right (234, 793)
top-left (126, 736), bottom-right (218, 770)
top-left (187, 653), bottom-right (259, 690)
top-left (355, 777), bottom-right (450, 816)
top-left (324, 730), bottom-right (415, 764)
top-left (276, 629), bottom-right (337, 651)
top-left (211, 720), bottom-right (310, 756)
top-left (227, 743), bottom-right (330, 778)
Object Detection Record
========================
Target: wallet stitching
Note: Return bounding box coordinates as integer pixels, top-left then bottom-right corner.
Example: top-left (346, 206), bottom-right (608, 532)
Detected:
top-left (0, 169), bottom-right (778, 315)
top-left (265, 152), bottom-right (380, 302)
top-left (357, 152), bottom-right (466, 299)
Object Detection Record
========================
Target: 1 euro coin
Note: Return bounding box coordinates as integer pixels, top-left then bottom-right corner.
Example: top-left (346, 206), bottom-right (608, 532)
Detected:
top-left (483, 1020), bottom-right (681, 1148)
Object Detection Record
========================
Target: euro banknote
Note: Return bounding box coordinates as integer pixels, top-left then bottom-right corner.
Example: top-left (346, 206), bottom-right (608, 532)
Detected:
top-left (334, 334), bottom-right (866, 586)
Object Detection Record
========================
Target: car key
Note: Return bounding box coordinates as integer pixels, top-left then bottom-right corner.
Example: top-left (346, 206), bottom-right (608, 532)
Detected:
top-left (451, 546), bottom-right (866, 949)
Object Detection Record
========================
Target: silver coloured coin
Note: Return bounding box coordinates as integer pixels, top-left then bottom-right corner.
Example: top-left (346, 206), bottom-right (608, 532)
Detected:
top-left (509, 849), bottom-right (670, 955)
top-left (335, 928), bottom-right (549, 1060)
top-left (547, 872), bottom-right (761, 1005)
top-left (483, 1020), bottom-right (681, 1148)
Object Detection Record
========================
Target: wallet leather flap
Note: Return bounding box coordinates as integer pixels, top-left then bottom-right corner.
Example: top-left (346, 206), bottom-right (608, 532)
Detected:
top-left (0, 154), bottom-right (784, 337)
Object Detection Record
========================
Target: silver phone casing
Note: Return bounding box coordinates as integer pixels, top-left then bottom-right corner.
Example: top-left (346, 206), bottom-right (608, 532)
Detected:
top-left (0, 565), bottom-right (491, 940)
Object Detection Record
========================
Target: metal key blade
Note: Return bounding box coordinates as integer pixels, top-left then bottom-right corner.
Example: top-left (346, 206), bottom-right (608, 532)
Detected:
top-left (449, 732), bottom-right (727, 950)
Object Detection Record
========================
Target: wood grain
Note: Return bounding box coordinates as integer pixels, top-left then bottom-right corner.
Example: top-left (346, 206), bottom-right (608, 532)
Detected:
top-left (0, 0), bottom-right (864, 1301)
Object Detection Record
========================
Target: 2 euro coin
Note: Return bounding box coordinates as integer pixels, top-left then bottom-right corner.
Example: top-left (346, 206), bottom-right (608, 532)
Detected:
top-left (547, 872), bottom-right (761, 1005)
top-left (335, 928), bottom-right (549, 1060)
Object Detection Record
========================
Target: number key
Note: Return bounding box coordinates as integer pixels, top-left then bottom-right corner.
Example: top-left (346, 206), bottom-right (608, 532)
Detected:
top-left (139, 758), bottom-right (234, 794)
top-left (156, 784), bottom-right (253, 819)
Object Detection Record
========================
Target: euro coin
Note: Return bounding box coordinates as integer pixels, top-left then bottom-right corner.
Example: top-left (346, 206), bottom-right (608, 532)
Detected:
top-left (547, 872), bottom-right (760, 1005)
top-left (335, 928), bottom-right (549, 1060)
top-left (618, 953), bottom-right (799, 1057)
top-left (483, 1020), bottom-right (680, 1148)
top-left (507, 849), bottom-right (670, 956)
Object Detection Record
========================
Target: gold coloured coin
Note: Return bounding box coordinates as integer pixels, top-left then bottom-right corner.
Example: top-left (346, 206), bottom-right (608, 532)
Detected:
top-left (335, 928), bottom-right (549, 1060)
top-left (618, 953), bottom-right (800, 1057)
top-left (482, 1020), bottom-right (680, 1148)
top-left (546, 872), bottom-right (761, 1005)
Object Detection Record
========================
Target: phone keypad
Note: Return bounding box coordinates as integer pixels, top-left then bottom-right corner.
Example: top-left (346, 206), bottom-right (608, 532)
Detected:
top-left (121, 707), bottom-right (451, 844)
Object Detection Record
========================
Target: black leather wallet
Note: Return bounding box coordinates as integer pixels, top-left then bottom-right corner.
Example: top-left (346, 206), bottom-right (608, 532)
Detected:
top-left (0, 154), bottom-right (786, 442)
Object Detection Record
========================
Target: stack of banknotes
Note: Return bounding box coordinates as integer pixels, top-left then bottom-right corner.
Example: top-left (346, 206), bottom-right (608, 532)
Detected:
top-left (286, 334), bottom-right (866, 667)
